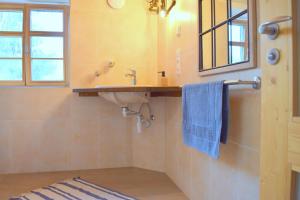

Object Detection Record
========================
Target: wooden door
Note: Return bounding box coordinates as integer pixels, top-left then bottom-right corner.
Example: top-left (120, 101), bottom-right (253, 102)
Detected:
top-left (260, 0), bottom-right (300, 199)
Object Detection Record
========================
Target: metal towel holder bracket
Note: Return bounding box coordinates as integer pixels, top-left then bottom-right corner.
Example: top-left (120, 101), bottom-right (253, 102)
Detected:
top-left (224, 76), bottom-right (261, 90)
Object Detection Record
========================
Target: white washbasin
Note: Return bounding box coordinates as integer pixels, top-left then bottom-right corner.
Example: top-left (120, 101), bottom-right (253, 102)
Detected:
top-left (96, 85), bottom-right (150, 107)
top-left (99, 92), bottom-right (150, 107)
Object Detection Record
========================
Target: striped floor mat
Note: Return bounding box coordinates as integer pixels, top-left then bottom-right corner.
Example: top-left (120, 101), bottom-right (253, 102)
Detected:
top-left (10, 177), bottom-right (138, 200)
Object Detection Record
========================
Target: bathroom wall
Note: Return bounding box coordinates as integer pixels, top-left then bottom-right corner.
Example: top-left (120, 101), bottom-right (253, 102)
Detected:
top-left (157, 0), bottom-right (261, 199)
top-left (0, 0), bottom-right (158, 174)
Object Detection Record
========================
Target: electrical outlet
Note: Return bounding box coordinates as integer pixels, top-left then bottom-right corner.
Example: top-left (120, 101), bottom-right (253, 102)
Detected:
top-left (176, 48), bottom-right (181, 74)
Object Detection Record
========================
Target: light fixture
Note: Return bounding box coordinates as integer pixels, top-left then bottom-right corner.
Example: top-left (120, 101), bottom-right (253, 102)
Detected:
top-left (148, 0), bottom-right (160, 14)
top-left (148, 0), bottom-right (176, 17)
top-left (159, 9), bottom-right (167, 17)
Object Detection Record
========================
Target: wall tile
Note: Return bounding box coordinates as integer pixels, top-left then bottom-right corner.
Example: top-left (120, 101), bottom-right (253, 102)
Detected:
top-left (132, 99), bottom-right (166, 172)
top-left (37, 119), bottom-right (71, 172)
top-left (98, 116), bottom-right (132, 169)
top-left (9, 121), bottom-right (43, 173)
top-left (68, 119), bottom-right (100, 170)
top-left (0, 121), bottom-right (12, 173)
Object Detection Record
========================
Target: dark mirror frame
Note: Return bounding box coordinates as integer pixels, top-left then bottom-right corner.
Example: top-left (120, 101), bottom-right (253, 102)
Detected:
top-left (198, 0), bottom-right (257, 76)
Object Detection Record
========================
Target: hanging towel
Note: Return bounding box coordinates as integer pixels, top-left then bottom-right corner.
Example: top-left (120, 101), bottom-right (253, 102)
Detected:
top-left (182, 81), bottom-right (229, 159)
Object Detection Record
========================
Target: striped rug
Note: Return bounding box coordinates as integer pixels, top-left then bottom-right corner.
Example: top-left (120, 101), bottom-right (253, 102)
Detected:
top-left (10, 177), bottom-right (138, 200)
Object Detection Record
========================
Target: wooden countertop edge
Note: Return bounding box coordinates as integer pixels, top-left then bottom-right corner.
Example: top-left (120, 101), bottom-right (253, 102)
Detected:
top-left (72, 86), bottom-right (183, 97)
top-left (72, 86), bottom-right (182, 93)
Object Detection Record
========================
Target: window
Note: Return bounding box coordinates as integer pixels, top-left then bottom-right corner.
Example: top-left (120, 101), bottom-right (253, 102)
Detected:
top-left (199, 0), bottom-right (256, 75)
top-left (0, 4), bottom-right (69, 86)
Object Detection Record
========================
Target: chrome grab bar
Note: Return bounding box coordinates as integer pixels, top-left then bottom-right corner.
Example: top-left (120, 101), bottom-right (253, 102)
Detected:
top-left (259, 16), bottom-right (292, 40)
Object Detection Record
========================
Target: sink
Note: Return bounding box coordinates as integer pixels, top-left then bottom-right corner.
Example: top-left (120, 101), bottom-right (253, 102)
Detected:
top-left (96, 85), bottom-right (150, 107)
top-left (98, 92), bottom-right (150, 107)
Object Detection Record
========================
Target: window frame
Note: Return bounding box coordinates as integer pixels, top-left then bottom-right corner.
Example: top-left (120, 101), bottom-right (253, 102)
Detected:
top-left (0, 3), bottom-right (69, 86)
top-left (198, 0), bottom-right (257, 76)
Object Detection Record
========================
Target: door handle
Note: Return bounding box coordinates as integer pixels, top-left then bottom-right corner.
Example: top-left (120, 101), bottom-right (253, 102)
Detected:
top-left (259, 16), bottom-right (292, 40)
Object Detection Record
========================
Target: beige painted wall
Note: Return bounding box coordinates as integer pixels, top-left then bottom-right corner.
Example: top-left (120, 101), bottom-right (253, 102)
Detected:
top-left (71, 0), bottom-right (158, 87)
top-left (0, 0), bottom-right (158, 174)
top-left (156, 0), bottom-right (261, 199)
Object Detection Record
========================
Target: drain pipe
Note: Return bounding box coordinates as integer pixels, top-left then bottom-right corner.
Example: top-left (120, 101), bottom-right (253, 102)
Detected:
top-left (121, 107), bottom-right (138, 117)
top-left (121, 103), bottom-right (155, 133)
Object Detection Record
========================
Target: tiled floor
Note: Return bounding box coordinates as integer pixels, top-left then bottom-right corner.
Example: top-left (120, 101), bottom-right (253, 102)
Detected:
top-left (0, 167), bottom-right (188, 200)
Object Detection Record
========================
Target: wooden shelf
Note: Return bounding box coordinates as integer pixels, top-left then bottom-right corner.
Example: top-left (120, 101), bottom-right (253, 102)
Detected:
top-left (73, 86), bottom-right (182, 97)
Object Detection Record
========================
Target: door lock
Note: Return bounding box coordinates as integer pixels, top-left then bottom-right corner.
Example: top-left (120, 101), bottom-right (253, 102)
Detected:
top-left (267, 48), bottom-right (280, 65)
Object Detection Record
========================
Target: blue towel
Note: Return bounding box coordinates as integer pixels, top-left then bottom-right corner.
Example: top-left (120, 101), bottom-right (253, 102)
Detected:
top-left (182, 81), bottom-right (229, 159)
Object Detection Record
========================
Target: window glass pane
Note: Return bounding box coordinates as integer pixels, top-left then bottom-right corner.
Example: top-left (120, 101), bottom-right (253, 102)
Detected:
top-left (230, 24), bottom-right (246, 42)
top-left (31, 37), bottom-right (63, 58)
top-left (30, 10), bottom-right (63, 32)
top-left (201, 0), bottom-right (211, 32)
top-left (216, 24), bottom-right (229, 67)
top-left (0, 36), bottom-right (22, 58)
top-left (201, 32), bottom-right (212, 70)
top-left (0, 10), bottom-right (23, 32)
top-left (215, 0), bottom-right (228, 25)
top-left (0, 59), bottom-right (22, 81)
top-left (31, 59), bottom-right (64, 81)
top-left (230, 46), bottom-right (245, 63)
top-left (229, 13), bottom-right (248, 64)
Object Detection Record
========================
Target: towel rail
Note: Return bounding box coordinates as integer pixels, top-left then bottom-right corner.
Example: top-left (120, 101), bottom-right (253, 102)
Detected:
top-left (224, 76), bottom-right (261, 89)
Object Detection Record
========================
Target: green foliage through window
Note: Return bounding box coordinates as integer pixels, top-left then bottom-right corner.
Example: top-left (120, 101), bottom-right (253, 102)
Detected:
top-left (0, 6), bottom-right (67, 84)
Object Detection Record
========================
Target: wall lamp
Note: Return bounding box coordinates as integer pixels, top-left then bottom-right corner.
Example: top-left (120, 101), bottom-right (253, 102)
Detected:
top-left (148, 0), bottom-right (176, 17)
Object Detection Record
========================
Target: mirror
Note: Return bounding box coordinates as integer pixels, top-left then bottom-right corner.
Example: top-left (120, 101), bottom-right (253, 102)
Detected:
top-left (231, 0), bottom-right (248, 15)
top-left (201, 0), bottom-right (212, 32)
top-left (215, 0), bottom-right (227, 24)
top-left (229, 13), bottom-right (249, 64)
top-left (215, 24), bottom-right (228, 67)
top-left (201, 32), bottom-right (213, 70)
top-left (199, 0), bottom-right (256, 74)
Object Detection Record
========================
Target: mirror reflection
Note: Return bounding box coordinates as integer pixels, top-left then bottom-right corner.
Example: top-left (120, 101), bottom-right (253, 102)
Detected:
top-left (231, 0), bottom-right (248, 16)
top-left (201, 33), bottom-right (213, 70)
top-left (215, 0), bottom-right (227, 24)
top-left (229, 13), bottom-right (249, 64)
top-left (199, 0), bottom-right (250, 71)
top-left (216, 24), bottom-right (228, 67)
top-left (201, 0), bottom-right (212, 32)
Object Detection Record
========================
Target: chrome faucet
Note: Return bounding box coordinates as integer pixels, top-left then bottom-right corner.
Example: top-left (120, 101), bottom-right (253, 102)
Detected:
top-left (125, 69), bottom-right (137, 86)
